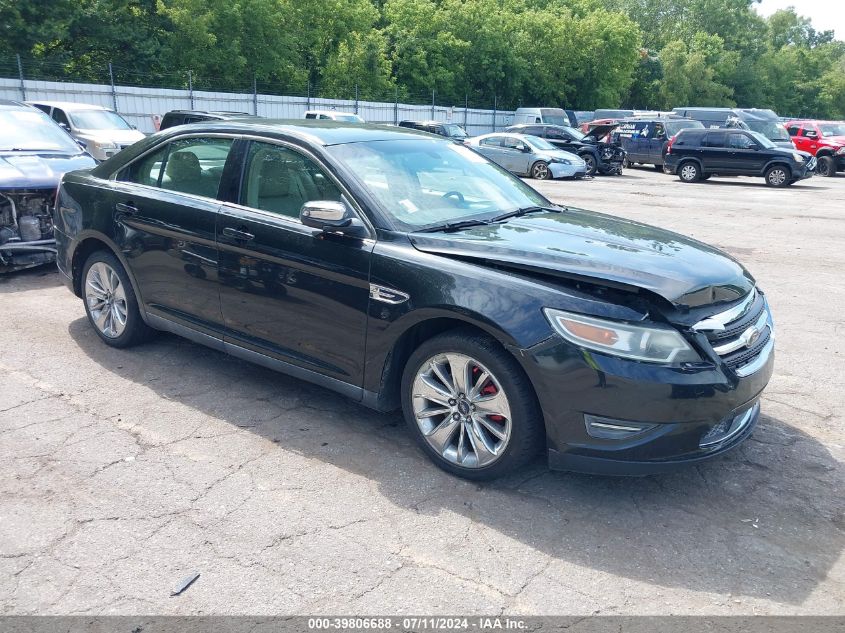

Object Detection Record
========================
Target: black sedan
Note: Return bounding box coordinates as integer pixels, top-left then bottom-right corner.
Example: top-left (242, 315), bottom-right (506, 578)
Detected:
top-left (55, 121), bottom-right (774, 478)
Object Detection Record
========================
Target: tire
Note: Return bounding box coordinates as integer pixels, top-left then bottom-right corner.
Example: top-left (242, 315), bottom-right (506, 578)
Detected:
top-left (700, 174), bottom-right (711, 181)
top-left (678, 161), bottom-right (701, 183)
top-left (817, 155), bottom-right (835, 177)
top-left (81, 250), bottom-right (155, 348)
top-left (531, 161), bottom-right (551, 180)
top-left (765, 164), bottom-right (791, 187)
top-left (401, 328), bottom-right (544, 480)
top-left (581, 153), bottom-right (598, 176)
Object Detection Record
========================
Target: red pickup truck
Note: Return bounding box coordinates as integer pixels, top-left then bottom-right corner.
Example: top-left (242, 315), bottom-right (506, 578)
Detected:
top-left (786, 120), bottom-right (845, 177)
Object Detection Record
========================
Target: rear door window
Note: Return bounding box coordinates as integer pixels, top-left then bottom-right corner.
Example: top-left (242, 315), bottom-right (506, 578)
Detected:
top-left (119, 137), bottom-right (234, 199)
top-left (787, 124), bottom-right (801, 137)
top-left (703, 132), bottom-right (727, 148)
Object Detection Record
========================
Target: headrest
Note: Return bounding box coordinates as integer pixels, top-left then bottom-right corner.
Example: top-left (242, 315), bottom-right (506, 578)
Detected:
top-left (166, 151), bottom-right (201, 181)
top-left (258, 156), bottom-right (291, 197)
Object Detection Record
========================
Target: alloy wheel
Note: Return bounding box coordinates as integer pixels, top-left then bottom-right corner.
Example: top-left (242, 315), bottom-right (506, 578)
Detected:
top-left (768, 168), bottom-right (787, 186)
top-left (680, 164), bottom-right (698, 181)
top-left (532, 162), bottom-right (550, 180)
top-left (85, 261), bottom-right (128, 338)
top-left (412, 353), bottom-right (512, 469)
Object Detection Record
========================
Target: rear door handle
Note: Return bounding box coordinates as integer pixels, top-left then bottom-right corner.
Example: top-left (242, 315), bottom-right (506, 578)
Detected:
top-left (115, 202), bottom-right (138, 215)
top-left (222, 227), bottom-right (255, 241)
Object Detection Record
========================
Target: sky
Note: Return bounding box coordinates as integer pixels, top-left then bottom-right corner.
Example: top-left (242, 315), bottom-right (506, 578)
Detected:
top-left (755, 1), bottom-right (845, 39)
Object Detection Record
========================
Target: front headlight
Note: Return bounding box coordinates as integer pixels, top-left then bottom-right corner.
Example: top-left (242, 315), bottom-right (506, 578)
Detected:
top-left (92, 141), bottom-right (118, 150)
top-left (551, 157), bottom-right (572, 165)
top-left (543, 308), bottom-right (701, 364)
top-left (792, 152), bottom-right (804, 163)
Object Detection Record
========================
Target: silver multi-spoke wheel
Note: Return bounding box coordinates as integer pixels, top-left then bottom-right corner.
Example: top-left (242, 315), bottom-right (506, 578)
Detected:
top-left (680, 164), bottom-right (698, 181)
top-left (532, 162), bottom-right (550, 180)
top-left (412, 353), bottom-right (512, 469)
top-left (767, 168), bottom-right (787, 186)
top-left (85, 262), bottom-right (128, 338)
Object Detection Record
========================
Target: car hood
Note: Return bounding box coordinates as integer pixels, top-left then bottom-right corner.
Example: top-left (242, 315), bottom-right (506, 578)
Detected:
top-left (822, 135), bottom-right (845, 145)
top-left (76, 129), bottom-right (145, 145)
top-left (771, 139), bottom-right (796, 148)
top-left (409, 209), bottom-right (754, 309)
top-left (0, 151), bottom-right (96, 189)
top-left (583, 123), bottom-right (620, 141)
top-left (537, 149), bottom-right (584, 162)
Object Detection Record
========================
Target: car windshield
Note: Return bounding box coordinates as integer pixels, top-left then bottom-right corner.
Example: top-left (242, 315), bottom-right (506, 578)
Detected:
top-left (666, 120), bottom-right (703, 135)
top-left (746, 120), bottom-right (790, 142)
top-left (524, 136), bottom-right (557, 151)
top-left (748, 131), bottom-right (777, 149)
top-left (560, 126), bottom-right (585, 140)
top-left (0, 109), bottom-right (82, 152)
top-left (443, 124), bottom-right (468, 138)
top-left (329, 139), bottom-right (549, 231)
top-left (69, 109), bottom-right (133, 130)
top-left (818, 123), bottom-right (845, 136)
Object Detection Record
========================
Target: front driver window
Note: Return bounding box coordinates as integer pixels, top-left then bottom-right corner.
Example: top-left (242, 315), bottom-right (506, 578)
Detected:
top-left (728, 134), bottom-right (755, 149)
top-left (240, 142), bottom-right (342, 219)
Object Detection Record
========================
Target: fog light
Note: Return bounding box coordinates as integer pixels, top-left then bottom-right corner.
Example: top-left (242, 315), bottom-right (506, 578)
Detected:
top-left (584, 414), bottom-right (657, 440)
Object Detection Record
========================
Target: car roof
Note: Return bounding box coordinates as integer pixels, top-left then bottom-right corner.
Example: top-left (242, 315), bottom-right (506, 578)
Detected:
top-left (26, 100), bottom-right (109, 111)
top-left (0, 99), bottom-right (30, 110)
top-left (400, 120), bottom-right (444, 126)
top-left (163, 119), bottom-right (441, 145)
top-left (165, 110), bottom-right (252, 116)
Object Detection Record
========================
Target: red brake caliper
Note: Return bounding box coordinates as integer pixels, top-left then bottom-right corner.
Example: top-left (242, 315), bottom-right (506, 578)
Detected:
top-left (473, 365), bottom-right (504, 422)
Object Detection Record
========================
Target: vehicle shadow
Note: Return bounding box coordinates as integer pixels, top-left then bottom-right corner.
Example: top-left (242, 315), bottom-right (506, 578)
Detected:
top-left (0, 265), bottom-right (62, 293)
top-left (67, 318), bottom-right (844, 606)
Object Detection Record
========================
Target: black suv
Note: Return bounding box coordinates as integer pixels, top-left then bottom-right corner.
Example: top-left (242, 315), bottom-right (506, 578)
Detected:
top-left (55, 121), bottom-right (773, 479)
top-left (505, 123), bottom-right (624, 176)
top-left (160, 110), bottom-right (260, 130)
top-left (398, 120), bottom-right (468, 139)
top-left (664, 128), bottom-right (816, 187)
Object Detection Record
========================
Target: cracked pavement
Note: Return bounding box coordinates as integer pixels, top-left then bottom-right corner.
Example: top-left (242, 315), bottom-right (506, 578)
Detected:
top-left (1, 168), bottom-right (843, 615)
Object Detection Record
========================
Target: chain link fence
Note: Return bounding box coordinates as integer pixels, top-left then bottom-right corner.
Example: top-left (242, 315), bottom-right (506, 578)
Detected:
top-left (0, 55), bottom-right (515, 135)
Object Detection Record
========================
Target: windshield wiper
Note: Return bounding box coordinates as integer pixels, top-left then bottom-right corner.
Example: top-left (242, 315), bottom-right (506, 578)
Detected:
top-left (489, 205), bottom-right (564, 223)
top-left (414, 219), bottom-right (491, 233)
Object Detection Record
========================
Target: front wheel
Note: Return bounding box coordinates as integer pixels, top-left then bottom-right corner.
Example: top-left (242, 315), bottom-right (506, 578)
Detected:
top-left (678, 162), bottom-right (701, 183)
top-left (581, 154), bottom-right (598, 176)
top-left (817, 155), bottom-right (835, 177)
top-left (765, 165), bottom-right (790, 187)
top-left (531, 161), bottom-right (551, 180)
top-left (401, 329), bottom-right (544, 480)
top-left (82, 251), bottom-right (155, 348)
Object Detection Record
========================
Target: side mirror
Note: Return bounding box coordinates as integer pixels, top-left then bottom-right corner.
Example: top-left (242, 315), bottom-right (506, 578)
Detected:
top-left (519, 144), bottom-right (531, 153)
top-left (300, 200), bottom-right (368, 237)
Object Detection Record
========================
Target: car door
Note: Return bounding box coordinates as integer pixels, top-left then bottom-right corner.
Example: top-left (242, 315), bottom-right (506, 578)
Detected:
top-left (727, 132), bottom-right (765, 172)
top-left (216, 139), bottom-right (374, 386)
top-left (112, 135), bottom-right (234, 335)
top-left (475, 136), bottom-right (506, 167)
top-left (800, 124), bottom-right (822, 154)
top-left (701, 131), bottom-right (731, 171)
top-left (649, 123), bottom-right (667, 164)
top-left (500, 136), bottom-right (531, 174)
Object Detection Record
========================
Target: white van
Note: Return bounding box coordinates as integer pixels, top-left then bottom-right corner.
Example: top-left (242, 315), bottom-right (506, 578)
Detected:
top-left (303, 110), bottom-right (365, 123)
top-left (512, 107), bottom-right (578, 128)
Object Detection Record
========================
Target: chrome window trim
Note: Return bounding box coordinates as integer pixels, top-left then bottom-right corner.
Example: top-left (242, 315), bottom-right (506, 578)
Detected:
top-left (692, 288), bottom-right (758, 332)
top-left (108, 131), bottom-right (375, 239)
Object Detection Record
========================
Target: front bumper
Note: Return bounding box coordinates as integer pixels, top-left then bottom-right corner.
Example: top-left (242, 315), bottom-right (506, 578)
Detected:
top-left (597, 160), bottom-right (624, 175)
top-left (549, 162), bottom-right (587, 179)
top-left (517, 328), bottom-right (774, 476)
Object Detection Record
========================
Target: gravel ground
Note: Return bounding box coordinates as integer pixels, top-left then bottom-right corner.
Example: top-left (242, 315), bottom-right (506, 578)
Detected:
top-left (1, 167), bottom-right (843, 615)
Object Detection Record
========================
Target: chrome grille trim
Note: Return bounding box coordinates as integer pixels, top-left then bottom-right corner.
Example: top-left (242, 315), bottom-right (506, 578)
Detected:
top-left (692, 288), bottom-right (757, 332)
top-left (712, 309), bottom-right (770, 356)
top-left (735, 338), bottom-right (774, 377)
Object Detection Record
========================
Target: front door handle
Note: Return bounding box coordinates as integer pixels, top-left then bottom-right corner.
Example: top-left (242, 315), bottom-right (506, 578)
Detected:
top-left (115, 202), bottom-right (138, 215)
top-left (222, 227), bottom-right (255, 241)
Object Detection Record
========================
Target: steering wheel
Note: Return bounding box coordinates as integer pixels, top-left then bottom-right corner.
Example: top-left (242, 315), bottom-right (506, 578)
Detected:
top-left (442, 190), bottom-right (466, 205)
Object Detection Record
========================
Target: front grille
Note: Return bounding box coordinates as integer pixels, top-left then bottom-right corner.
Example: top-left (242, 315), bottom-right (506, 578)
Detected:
top-left (694, 289), bottom-right (774, 377)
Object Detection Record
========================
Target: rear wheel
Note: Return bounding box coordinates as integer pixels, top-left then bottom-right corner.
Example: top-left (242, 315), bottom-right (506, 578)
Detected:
top-left (531, 161), bottom-right (551, 180)
top-left (765, 165), bottom-right (790, 187)
top-left (82, 251), bottom-right (155, 348)
top-left (401, 329), bottom-right (544, 480)
top-left (817, 155), bottom-right (835, 177)
top-left (678, 161), bottom-right (701, 183)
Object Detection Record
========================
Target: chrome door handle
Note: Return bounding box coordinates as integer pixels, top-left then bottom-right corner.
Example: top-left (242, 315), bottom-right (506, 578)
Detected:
top-left (222, 227), bottom-right (255, 241)
top-left (115, 202), bottom-right (138, 215)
